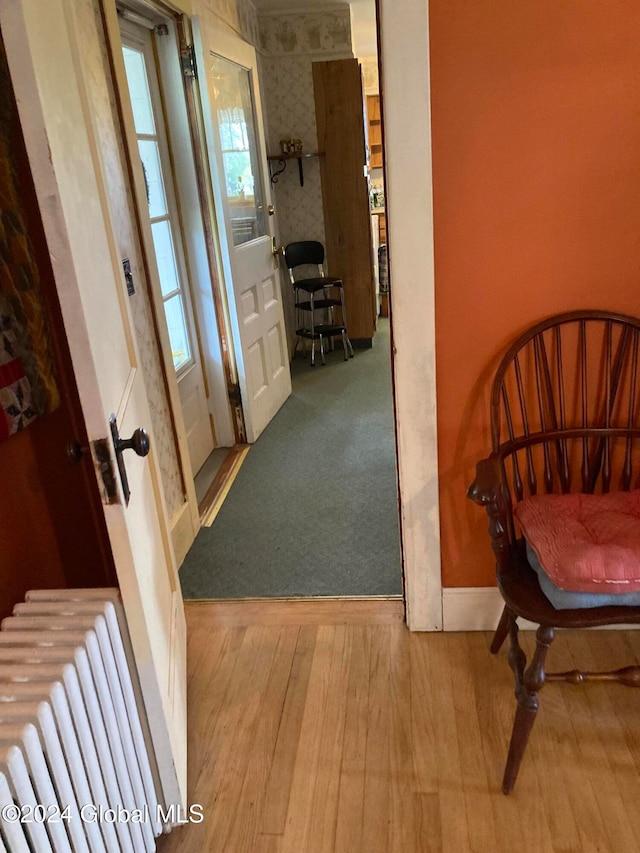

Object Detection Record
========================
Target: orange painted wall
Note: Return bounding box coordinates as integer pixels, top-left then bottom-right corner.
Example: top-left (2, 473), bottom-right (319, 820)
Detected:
top-left (429, 1), bottom-right (640, 587)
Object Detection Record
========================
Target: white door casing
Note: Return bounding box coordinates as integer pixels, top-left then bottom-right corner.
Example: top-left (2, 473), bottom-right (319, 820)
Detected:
top-left (195, 22), bottom-right (291, 444)
top-left (378, 0), bottom-right (442, 630)
top-left (1, 0), bottom-right (187, 807)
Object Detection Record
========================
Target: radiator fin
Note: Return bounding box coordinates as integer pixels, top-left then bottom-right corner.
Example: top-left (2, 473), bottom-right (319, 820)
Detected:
top-left (0, 589), bottom-right (163, 852)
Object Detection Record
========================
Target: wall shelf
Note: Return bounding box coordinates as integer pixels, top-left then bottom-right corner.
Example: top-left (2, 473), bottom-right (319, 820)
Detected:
top-left (267, 152), bottom-right (323, 187)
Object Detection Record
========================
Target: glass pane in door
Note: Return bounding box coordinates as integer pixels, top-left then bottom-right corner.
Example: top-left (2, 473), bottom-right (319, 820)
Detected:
top-left (151, 220), bottom-right (180, 297)
top-left (210, 54), bottom-right (265, 247)
top-left (164, 294), bottom-right (191, 369)
top-left (122, 39), bottom-right (195, 376)
top-left (122, 47), bottom-right (155, 134)
top-left (138, 140), bottom-right (167, 217)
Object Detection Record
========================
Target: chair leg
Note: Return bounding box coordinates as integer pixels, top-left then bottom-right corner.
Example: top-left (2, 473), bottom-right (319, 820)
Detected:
top-left (319, 335), bottom-right (326, 366)
top-left (341, 330), bottom-right (349, 361)
top-left (502, 623), bottom-right (554, 794)
top-left (310, 293), bottom-right (316, 366)
top-left (490, 605), bottom-right (511, 654)
top-left (346, 334), bottom-right (354, 358)
top-left (338, 285), bottom-right (354, 357)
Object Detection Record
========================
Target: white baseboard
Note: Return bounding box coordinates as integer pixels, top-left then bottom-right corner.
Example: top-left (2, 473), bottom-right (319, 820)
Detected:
top-left (442, 587), bottom-right (536, 632)
top-left (441, 586), bottom-right (640, 632)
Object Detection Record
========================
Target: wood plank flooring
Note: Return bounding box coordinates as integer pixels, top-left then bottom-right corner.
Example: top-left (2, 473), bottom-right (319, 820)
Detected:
top-left (157, 601), bottom-right (640, 852)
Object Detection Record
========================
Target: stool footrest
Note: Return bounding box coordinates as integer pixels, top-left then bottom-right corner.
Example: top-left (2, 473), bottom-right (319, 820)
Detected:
top-left (295, 299), bottom-right (341, 311)
top-left (296, 325), bottom-right (346, 340)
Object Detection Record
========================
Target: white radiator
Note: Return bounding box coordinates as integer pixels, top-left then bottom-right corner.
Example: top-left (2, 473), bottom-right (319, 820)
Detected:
top-left (0, 589), bottom-right (162, 852)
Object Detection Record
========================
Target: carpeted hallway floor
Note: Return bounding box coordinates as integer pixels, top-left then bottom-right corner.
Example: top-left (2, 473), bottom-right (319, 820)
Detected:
top-left (179, 318), bottom-right (403, 598)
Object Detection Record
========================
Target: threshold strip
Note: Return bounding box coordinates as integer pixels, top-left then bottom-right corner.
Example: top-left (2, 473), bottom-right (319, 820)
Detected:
top-left (199, 444), bottom-right (251, 527)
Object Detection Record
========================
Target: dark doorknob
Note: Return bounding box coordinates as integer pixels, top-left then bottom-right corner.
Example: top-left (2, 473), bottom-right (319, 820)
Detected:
top-left (109, 415), bottom-right (151, 505)
top-left (115, 427), bottom-right (150, 458)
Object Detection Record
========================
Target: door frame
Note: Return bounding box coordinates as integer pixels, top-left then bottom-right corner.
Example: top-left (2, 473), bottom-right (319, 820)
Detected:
top-left (378, 0), bottom-right (442, 630)
top-left (109, 0), bottom-right (444, 631)
top-left (119, 0), bottom-right (444, 630)
top-left (94, 0), bottom-right (445, 630)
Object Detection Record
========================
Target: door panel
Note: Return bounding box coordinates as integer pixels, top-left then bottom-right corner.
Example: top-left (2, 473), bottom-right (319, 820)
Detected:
top-left (1, 0), bottom-right (187, 808)
top-left (195, 22), bottom-right (291, 443)
top-left (179, 363), bottom-right (214, 474)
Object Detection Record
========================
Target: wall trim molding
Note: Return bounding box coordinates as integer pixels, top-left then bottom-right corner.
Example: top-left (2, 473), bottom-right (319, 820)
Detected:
top-left (256, 5), bottom-right (348, 17)
top-left (442, 587), bottom-right (531, 632)
top-left (257, 48), bottom-right (353, 60)
top-left (442, 587), bottom-right (640, 632)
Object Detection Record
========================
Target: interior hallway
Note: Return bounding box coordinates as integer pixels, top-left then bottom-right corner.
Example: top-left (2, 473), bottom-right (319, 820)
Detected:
top-left (179, 319), bottom-right (402, 598)
top-left (157, 601), bottom-right (640, 852)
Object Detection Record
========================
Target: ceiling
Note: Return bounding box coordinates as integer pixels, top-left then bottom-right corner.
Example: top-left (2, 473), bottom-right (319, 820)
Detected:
top-left (251, 0), bottom-right (378, 57)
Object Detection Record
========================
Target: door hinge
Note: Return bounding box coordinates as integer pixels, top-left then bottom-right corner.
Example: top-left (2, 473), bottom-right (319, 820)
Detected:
top-left (229, 383), bottom-right (242, 406)
top-left (93, 438), bottom-right (119, 505)
top-left (180, 44), bottom-right (197, 80)
top-left (229, 384), bottom-right (247, 443)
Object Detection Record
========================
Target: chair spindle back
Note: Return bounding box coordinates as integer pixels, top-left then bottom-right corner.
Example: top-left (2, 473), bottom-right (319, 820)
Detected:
top-left (490, 311), bottom-right (640, 542)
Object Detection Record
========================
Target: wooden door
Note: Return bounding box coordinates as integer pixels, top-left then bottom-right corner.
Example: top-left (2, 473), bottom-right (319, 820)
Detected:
top-left (314, 59), bottom-right (376, 345)
top-left (120, 21), bottom-right (215, 476)
top-left (195, 24), bottom-right (291, 443)
top-left (1, 0), bottom-right (187, 808)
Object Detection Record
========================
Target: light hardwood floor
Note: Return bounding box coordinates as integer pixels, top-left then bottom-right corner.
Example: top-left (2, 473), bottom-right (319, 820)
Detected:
top-left (157, 600), bottom-right (640, 853)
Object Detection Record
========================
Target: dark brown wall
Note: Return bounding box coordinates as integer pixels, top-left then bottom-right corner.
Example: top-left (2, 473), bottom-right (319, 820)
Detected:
top-left (0, 54), bottom-right (115, 619)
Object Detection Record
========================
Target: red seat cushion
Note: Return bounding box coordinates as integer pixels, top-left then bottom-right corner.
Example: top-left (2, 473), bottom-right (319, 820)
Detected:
top-left (514, 490), bottom-right (640, 592)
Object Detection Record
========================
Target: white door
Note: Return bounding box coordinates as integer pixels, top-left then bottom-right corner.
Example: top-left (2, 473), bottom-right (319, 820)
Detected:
top-left (1, 0), bottom-right (186, 808)
top-left (121, 21), bottom-right (215, 476)
top-left (195, 24), bottom-right (291, 443)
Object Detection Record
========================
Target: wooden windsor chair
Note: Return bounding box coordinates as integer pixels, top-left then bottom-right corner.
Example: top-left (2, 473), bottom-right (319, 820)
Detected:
top-left (468, 310), bottom-right (640, 794)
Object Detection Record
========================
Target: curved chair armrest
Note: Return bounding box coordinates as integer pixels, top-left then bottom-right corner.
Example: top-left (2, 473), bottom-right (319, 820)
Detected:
top-left (467, 455), bottom-right (502, 506)
top-left (467, 455), bottom-right (511, 570)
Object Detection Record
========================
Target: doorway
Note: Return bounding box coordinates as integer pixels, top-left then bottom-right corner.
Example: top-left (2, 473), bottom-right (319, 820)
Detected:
top-left (176, 1), bottom-right (402, 599)
top-left (109, 0), bottom-right (400, 594)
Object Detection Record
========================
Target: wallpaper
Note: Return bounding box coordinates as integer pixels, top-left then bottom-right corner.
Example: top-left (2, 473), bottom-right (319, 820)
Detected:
top-left (360, 56), bottom-right (379, 95)
top-left (0, 36), bottom-right (60, 442)
top-left (258, 9), bottom-right (351, 56)
top-left (196, 0), bottom-right (260, 48)
top-left (258, 10), bottom-right (353, 351)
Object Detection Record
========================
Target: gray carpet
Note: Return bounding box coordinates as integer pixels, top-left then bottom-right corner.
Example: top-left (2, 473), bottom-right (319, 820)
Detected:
top-left (179, 318), bottom-right (403, 598)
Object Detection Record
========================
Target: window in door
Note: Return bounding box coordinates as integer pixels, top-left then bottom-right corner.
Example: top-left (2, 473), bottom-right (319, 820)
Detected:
top-left (122, 43), bottom-right (192, 371)
top-left (210, 54), bottom-right (266, 247)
